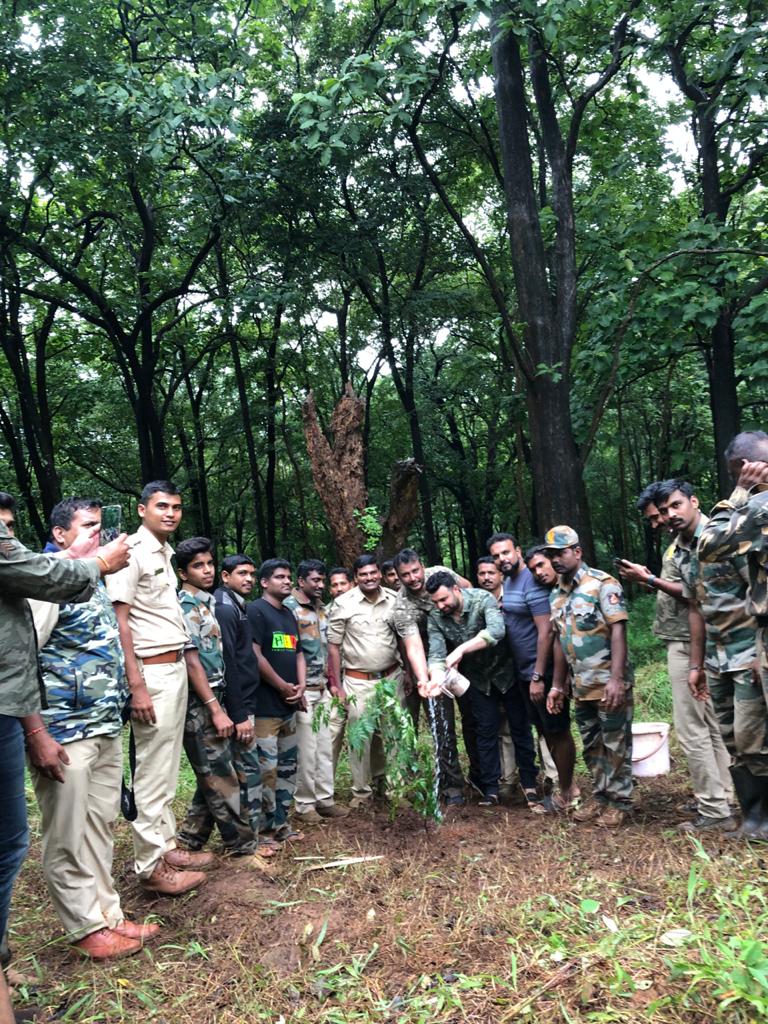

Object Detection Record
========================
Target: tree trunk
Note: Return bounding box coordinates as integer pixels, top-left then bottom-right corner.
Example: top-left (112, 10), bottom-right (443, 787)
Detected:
top-left (302, 384), bottom-right (368, 566)
top-left (491, 8), bottom-right (594, 558)
top-left (378, 459), bottom-right (423, 558)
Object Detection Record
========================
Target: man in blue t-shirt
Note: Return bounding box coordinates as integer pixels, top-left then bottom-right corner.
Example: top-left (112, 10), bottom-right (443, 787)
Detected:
top-left (488, 533), bottom-right (579, 810)
top-left (247, 559), bottom-right (306, 842)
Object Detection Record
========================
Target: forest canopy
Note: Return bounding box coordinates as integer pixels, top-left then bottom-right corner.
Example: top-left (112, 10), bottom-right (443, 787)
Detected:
top-left (1, 0), bottom-right (766, 570)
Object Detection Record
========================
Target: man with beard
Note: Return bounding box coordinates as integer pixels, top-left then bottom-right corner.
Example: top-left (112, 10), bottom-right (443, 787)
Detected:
top-left (488, 534), bottom-right (578, 811)
top-left (425, 571), bottom-right (538, 807)
top-left (393, 549), bottom-right (471, 805)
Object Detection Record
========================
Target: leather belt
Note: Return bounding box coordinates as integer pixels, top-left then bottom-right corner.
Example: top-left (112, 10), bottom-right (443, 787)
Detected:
top-left (141, 649), bottom-right (184, 665)
top-left (344, 664), bottom-right (399, 681)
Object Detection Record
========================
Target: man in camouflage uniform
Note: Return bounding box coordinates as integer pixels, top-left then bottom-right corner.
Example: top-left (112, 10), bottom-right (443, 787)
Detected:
top-left (285, 560), bottom-right (348, 824)
top-left (424, 571), bottom-right (538, 806)
top-left (29, 499), bottom-right (158, 959)
top-left (618, 483), bottom-right (734, 831)
top-left (393, 549), bottom-right (471, 805)
top-left (656, 478), bottom-right (766, 837)
top-left (545, 526), bottom-right (634, 828)
top-left (697, 431), bottom-right (768, 837)
top-left (175, 538), bottom-right (258, 856)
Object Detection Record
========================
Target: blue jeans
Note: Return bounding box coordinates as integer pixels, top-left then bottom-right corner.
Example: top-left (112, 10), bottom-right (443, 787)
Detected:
top-left (0, 715), bottom-right (29, 941)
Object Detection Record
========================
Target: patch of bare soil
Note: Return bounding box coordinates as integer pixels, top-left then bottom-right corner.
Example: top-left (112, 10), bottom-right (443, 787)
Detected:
top-left (8, 767), bottom-right (758, 1023)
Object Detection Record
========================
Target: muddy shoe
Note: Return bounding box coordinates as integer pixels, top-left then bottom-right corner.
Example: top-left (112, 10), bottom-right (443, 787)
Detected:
top-left (316, 803), bottom-right (350, 819)
top-left (678, 814), bottom-right (738, 833)
top-left (72, 928), bottom-right (142, 961)
top-left (141, 860), bottom-right (207, 896)
top-left (595, 806), bottom-right (629, 828)
top-left (165, 848), bottom-right (216, 870)
top-left (293, 808), bottom-right (325, 825)
top-left (573, 798), bottom-right (603, 822)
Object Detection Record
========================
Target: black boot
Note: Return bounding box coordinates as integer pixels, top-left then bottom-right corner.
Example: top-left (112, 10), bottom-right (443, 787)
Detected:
top-left (730, 765), bottom-right (768, 840)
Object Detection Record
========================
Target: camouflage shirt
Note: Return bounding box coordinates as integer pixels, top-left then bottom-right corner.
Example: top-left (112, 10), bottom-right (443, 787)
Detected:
top-left (699, 484), bottom-right (768, 621)
top-left (392, 566), bottom-right (457, 644)
top-left (652, 541), bottom-right (690, 642)
top-left (672, 514), bottom-right (756, 672)
top-left (0, 521), bottom-right (100, 718)
top-left (178, 586), bottom-right (225, 688)
top-left (550, 564), bottom-right (633, 701)
top-left (30, 581), bottom-right (127, 744)
top-left (427, 587), bottom-right (510, 694)
top-left (285, 589), bottom-right (327, 686)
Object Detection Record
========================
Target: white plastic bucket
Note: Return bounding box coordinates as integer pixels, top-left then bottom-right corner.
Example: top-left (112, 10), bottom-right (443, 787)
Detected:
top-left (631, 721), bottom-right (671, 777)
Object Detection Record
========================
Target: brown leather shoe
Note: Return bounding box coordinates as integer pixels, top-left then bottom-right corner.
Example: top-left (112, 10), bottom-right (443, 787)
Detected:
top-left (72, 927), bottom-right (142, 960)
top-left (573, 798), bottom-right (603, 822)
top-left (140, 859), bottom-right (207, 896)
top-left (113, 919), bottom-right (162, 941)
top-left (316, 803), bottom-right (350, 819)
top-left (164, 847), bottom-right (216, 870)
top-left (595, 806), bottom-right (629, 828)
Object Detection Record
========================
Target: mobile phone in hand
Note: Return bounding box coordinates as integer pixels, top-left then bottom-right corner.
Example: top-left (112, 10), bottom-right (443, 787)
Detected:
top-left (100, 504), bottom-right (122, 546)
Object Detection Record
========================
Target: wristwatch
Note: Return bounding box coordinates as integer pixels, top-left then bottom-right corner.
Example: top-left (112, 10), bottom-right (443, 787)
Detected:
top-left (646, 575), bottom-right (657, 589)
top-left (530, 671), bottom-right (543, 683)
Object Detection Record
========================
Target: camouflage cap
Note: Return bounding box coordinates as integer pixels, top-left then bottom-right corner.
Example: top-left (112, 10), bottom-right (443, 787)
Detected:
top-left (544, 525), bottom-right (580, 549)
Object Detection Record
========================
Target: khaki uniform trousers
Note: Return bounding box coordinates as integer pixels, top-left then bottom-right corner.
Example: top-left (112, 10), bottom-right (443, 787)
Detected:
top-left (31, 733), bottom-right (123, 941)
top-left (131, 659), bottom-right (188, 878)
top-left (344, 669), bottom-right (404, 800)
top-left (330, 700), bottom-right (347, 775)
top-left (295, 687), bottom-right (335, 813)
top-left (667, 640), bottom-right (733, 817)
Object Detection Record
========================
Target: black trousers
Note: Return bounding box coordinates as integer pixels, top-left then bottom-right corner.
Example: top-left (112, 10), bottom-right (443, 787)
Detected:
top-left (469, 683), bottom-right (538, 794)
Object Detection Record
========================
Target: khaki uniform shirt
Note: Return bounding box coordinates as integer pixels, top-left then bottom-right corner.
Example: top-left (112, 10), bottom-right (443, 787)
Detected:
top-left (104, 524), bottom-right (188, 657)
top-left (652, 541), bottom-right (690, 642)
top-left (326, 585), bottom-right (402, 674)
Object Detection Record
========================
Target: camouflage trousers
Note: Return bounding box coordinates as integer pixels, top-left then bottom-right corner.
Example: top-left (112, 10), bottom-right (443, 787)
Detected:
top-left (232, 717), bottom-right (264, 842)
top-left (254, 714), bottom-right (297, 837)
top-left (574, 697), bottom-right (634, 810)
top-left (707, 661), bottom-right (768, 777)
top-left (177, 692), bottom-right (257, 854)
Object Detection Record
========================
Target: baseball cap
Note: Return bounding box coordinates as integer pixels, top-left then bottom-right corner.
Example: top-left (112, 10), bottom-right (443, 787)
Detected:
top-left (543, 525), bottom-right (580, 549)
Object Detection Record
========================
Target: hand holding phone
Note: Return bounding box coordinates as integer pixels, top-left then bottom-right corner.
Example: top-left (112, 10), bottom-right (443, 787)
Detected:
top-left (100, 504), bottom-right (122, 546)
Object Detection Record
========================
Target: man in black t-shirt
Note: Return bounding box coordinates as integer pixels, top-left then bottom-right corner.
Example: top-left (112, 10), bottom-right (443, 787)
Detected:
top-left (247, 559), bottom-right (306, 842)
top-left (213, 554), bottom-right (280, 860)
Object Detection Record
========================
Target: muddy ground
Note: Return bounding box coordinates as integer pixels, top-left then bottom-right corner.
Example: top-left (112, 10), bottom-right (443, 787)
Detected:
top-left (10, 763), bottom-right (765, 1023)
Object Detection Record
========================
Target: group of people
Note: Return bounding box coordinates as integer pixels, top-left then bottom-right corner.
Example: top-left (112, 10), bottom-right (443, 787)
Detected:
top-left (3, 426), bottom-right (768, 1018)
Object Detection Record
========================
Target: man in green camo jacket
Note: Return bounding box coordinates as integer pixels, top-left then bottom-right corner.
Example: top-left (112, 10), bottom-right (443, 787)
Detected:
top-left (698, 431), bottom-right (768, 838)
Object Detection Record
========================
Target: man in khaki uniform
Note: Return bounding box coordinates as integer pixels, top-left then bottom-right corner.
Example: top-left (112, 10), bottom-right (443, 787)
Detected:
top-left (327, 555), bottom-right (405, 808)
top-left (106, 481), bottom-right (213, 894)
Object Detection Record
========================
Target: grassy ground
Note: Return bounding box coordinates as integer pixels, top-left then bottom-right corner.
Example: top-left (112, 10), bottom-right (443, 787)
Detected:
top-left (10, 596), bottom-right (768, 1023)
